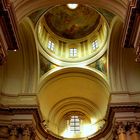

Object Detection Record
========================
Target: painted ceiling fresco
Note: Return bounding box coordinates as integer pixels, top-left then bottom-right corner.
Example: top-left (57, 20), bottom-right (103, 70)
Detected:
top-left (89, 53), bottom-right (107, 76)
top-left (44, 5), bottom-right (101, 39)
top-left (40, 54), bottom-right (56, 76)
top-left (29, 9), bottom-right (46, 25)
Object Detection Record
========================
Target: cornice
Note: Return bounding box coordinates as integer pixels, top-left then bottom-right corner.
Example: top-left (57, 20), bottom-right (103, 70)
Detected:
top-left (122, 0), bottom-right (140, 48)
top-left (0, 105), bottom-right (140, 140)
top-left (110, 92), bottom-right (140, 104)
top-left (0, 0), bottom-right (20, 64)
top-left (0, 94), bottom-right (38, 106)
top-left (88, 104), bottom-right (140, 140)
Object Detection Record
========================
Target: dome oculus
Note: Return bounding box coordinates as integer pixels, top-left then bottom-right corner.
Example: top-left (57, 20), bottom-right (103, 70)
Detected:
top-left (67, 4), bottom-right (78, 9)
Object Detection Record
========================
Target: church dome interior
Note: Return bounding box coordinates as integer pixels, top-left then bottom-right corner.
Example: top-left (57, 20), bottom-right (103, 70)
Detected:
top-left (37, 4), bottom-right (108, 66)
top-left (35, 3), bottom-right (110, 138)
top-left (0, 0), bottom-right (140, 140)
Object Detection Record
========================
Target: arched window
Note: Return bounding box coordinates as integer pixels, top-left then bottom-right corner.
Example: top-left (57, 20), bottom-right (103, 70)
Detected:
top-left (48, 40), bottom-right (55, 51)
top-left (69, 48), bottom-right (77, 57)
top-left (68, 115), bottom-right (80, 133)
top-left (92, 40), bottom-right (98, 50)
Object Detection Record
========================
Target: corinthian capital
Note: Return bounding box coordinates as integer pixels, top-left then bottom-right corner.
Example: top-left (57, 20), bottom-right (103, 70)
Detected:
top-left (8, 125), bottom-right (18, 136)
top-left (127, 122), bottom-right (139, 134)
top-left (22, 124), bottom-right (35, 138)
top-left (115, 122), bottom-right (127, 135)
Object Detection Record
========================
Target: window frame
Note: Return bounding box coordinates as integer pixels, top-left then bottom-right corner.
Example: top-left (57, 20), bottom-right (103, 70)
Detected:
top-left (69, 48), bottom-right (77, 57)
top-left (92, 40), bottom-right (98, 50)
top-left (69, 115), bottom-right (80, 133)
top-left (48, 40), bottom-right (55, 51)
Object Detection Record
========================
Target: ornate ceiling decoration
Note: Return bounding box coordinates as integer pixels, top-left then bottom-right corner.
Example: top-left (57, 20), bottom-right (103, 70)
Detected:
top-left (44, 4), bottom-right (101, 39)
top-left (36, 4), bottom-right (108, 66)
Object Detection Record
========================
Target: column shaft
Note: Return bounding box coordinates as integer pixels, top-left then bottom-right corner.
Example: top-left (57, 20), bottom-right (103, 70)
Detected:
top-left (118, 133), bottom-right (127, 140)
top-left (130, 133), bottom-right (139, 140)
top-left (8, 127), bottom-right (18, 140)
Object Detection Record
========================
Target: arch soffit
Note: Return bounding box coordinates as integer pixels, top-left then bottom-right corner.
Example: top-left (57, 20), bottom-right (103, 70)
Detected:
top-left (19, 17), bottom-right (39, 93)
top-left (38, 66), bottom-right (109, 93)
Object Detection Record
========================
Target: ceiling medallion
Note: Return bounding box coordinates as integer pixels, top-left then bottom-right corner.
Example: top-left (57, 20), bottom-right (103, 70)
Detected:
top-left (67, 3), bottom-right (78, 9)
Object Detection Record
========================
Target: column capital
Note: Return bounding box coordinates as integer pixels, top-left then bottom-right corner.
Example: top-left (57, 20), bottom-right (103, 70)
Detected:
top-left (127, 122), bottom-right (140, 135)
top-left (8, 124), bottom-right (35, 138)
top-left (22, 124), bottom-right (36, 139)
top-left (115, 122), bottom-right (127, 135)
top-left (23, 127), bottom-right (30, 136)
top-left (8, 125), bottom-right (18, 136)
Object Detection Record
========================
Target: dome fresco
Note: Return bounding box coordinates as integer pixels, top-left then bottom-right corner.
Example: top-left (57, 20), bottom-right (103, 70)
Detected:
top-left (44, 4), bottom-right (101, 39)
top-left (37, 4), bottom-right (108, 66)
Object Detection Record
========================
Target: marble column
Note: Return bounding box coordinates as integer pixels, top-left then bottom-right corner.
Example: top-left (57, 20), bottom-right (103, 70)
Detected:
top-left (22, 125), bottom-right (35, 140)
top-left (129, 123), bottom-right (139, 140)
top-left (8, 126), bottom-right (18, 140)
top-left (114, 122), bottom-right (127, 140)
top-left (22, 126), bottom-right (31, 140)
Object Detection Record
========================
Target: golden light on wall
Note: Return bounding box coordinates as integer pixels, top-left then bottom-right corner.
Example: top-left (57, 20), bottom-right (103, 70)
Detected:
top-left (81, 123), bottom-right (98, 137)
top-left (38, 59), bottom-right (109, 138)
top-left (62, 126), bottom-right (75, 138)
top-left (61, 121), bottom-right (99, 138)
top-left (60, 111), bottom-right (102, 138)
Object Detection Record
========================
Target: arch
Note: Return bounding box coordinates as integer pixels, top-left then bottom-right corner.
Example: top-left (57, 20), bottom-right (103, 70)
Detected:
top-left (19, 17), bottom-right (39, 93)
top-left (108, 17), bottom-right (127, 92)
top-left (37, 66), bottom-right (110, 137)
